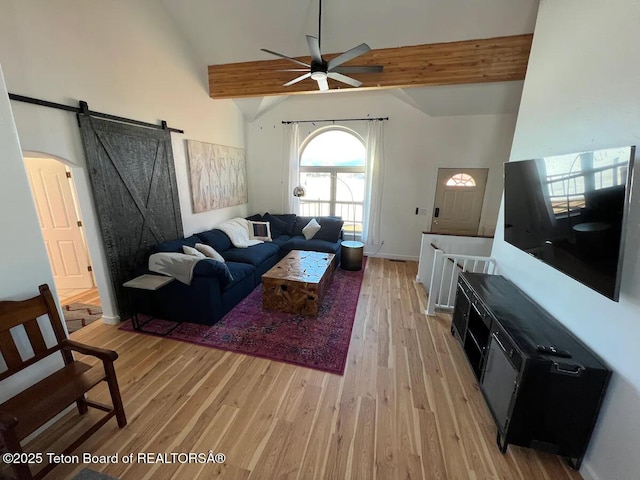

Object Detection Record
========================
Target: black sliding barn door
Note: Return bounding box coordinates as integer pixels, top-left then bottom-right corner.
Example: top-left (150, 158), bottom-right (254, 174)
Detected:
top-left (78, 115), bottom-right (183, 318)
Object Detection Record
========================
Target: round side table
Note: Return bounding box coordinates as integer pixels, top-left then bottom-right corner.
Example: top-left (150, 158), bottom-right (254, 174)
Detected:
top-left (341, 240), bottom-right (364, 271)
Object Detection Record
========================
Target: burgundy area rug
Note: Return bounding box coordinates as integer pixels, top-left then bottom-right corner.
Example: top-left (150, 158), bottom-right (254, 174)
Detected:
top-left (120, 261), bottom-right (366, 374)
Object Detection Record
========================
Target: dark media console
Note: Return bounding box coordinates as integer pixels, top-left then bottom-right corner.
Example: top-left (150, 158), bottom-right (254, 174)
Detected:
top-left (452, 272), bottom-right (611, 468)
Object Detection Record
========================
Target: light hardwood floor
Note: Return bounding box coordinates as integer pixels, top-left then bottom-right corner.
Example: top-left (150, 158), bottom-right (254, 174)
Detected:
top-left (59, 287), bottom-right (101, 307)
top-left (22, 258), bottom-right (582, 479)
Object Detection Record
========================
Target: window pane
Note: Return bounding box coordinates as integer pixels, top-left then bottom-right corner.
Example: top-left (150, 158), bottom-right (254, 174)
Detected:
top-left (300, 130), bottom-right (365, 167)
top-left (336, 202), bottom-right (363, 236)
top-left (336, 172), bottom-right (365, 202)
top-left (299, 200), bottom-right (331, 217)
top-left (445, 173), bottom-right (476, 187)
top-left (300, 172), bottom-right (331, 201)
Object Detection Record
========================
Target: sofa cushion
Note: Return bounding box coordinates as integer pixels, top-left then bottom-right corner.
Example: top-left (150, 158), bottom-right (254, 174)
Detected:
top-left (263, 213), bottom-right (289, 238)
top-left (193, 258), bottom-right (234, 285)
top-left (292, 216), bottom-right (314, 236)
top-left (271, 234), bottom-right (292, 248)
top-left (292, 216), bottom-right (342, 236)
top-left (313, 217), bottom-right (345, 242)
top-left (223, 262), bottom-right (255, 291)
top-left (265, 213), bottom-right (297, 236)
top-left (197, 229), bottom-right (232, 253)
top-left (223, 242), bottom-right (280, 266)
top-left (152, 235), bottom-right (200, 253)
top-left (282, 236), bottom-right (341, 255)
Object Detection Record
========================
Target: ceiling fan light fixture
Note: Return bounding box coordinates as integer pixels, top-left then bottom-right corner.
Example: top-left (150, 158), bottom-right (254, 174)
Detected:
top-left (310, 71), bottom-right (327, 81)
top-left (260, 0), bottom-right (383, 92)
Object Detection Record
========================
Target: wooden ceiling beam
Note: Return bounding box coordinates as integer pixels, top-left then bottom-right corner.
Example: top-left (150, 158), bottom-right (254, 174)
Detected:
top-left (208, 34), bottom-right (532, 99)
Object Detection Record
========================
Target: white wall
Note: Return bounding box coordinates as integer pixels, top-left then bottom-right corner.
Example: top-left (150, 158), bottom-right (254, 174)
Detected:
top-left (0, 0), bottom-right (246, 320)
top-left (246, 91), bottom-right (516, 260)
top-left (491, 1), bottom-right (640, 479)
top-left (0, 64), bottom-right (65, 403)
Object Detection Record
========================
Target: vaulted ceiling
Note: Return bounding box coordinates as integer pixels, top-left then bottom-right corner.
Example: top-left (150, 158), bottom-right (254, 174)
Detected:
top-left (161, 0), bottom-right (540, 118)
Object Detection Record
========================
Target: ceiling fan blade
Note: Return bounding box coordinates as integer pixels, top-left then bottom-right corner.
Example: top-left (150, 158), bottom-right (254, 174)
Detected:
top-left (283, 72), bottom-right (311, 87)
top-left (327, 72), bottom-right (362, 88)
top-left (306, 35), bottom-right (323, 63)
top-left (261, 48), bottom-right (310, 67)
top-left (331, 65), bottom-right (383, 74)
top-left (327, 43), bottom-right (371, 70)
top-left (317, 77), bottom-right (329, 91)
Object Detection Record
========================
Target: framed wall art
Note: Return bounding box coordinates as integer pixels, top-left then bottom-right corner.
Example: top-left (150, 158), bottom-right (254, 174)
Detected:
top-left (186, 140), bottom-right (247, 213)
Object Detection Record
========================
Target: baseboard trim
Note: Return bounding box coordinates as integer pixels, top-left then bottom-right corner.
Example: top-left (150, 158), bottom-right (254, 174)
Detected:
top-left (580, 462), bottom-right (599, 480)
top-left (101, 315), bottom-right (121, 325)
top-left (366, 252), bottom-right (419, 262)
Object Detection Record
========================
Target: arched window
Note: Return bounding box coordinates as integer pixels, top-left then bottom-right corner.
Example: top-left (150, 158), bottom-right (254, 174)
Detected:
top-left (299, 128), bottom-right (365, 238)
top-left (445, 173), bottom-right (476, 187)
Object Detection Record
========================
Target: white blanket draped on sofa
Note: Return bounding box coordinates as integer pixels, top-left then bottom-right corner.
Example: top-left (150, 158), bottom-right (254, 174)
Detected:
top-left (148, 252), bottom-right (200, 285)
top-left (217, 217), bottom-right (263, 248)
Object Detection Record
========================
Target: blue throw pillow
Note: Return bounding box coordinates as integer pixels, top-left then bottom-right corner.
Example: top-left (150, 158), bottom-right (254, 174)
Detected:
top-left (293, 216), bottom-right (342, 237)
top-left (263, 213), bottom-right (289, 238)
top-left (197, 229), bottom-right (232, 253)
top-left (313, 218), bottom-right (345, 242)
top-left (264, 213), bottom-right (297, 236)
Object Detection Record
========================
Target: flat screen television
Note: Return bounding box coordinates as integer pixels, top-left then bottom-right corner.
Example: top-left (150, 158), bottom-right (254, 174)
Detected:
top-left (504, 146), bottom-right (635, 301)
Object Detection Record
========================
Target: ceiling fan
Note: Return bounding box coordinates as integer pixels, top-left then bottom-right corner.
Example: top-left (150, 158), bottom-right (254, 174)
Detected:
top-left (260, 0), bottom-right (383, 91)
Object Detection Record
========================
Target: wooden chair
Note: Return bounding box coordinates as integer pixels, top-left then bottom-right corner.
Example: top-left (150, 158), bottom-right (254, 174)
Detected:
top-left (0, 284), bottom-right (126, 480)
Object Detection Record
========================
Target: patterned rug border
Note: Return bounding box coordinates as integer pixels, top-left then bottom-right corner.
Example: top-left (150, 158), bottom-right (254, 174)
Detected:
top-left (120, 259), bottom-right (366, 375)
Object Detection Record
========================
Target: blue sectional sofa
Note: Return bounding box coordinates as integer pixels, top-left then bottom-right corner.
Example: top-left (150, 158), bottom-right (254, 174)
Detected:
top-left (136, 214), bottom-right (344, 325)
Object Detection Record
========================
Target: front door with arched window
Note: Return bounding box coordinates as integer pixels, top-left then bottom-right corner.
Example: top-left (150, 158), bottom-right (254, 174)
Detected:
top-left (299, 128), bottom-right (365, 239)
top-left (431, 167), bottom-right (489, 235)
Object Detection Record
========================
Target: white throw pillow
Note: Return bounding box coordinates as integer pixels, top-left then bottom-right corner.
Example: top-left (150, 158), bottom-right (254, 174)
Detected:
top-left (195, 243), bottom-right (226, 263)
top-left (249, 221), bottom-right (272, 241)
top-left (183, 245), bottom-right (206, 258)
top-left (302, 218), bottom-right (322, 240)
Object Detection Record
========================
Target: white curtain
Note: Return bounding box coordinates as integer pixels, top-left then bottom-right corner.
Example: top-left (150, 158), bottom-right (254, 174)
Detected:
top-left (362, 119), bottom-right (385, 245)
top-left (283, 122), bottom-right (301, 214)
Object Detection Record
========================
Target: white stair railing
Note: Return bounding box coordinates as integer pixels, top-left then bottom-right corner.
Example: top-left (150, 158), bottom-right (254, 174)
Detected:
top-left (426, 250), bottom-right (496, 316)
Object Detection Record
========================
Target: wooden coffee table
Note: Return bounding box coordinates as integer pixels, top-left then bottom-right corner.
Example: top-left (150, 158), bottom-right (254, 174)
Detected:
top-left (262, 250), bottom-right (336, 316)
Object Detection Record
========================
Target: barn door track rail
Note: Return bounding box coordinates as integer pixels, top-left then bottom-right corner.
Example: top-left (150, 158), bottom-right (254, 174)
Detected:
top-left (8, 93), bottom-right (184, 134)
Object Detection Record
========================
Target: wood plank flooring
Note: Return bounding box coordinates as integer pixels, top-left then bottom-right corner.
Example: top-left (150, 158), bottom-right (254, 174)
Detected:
top-left (16, 258), bottom-right (583, 479)
top-left (59, 287), bottom-right (101, 307)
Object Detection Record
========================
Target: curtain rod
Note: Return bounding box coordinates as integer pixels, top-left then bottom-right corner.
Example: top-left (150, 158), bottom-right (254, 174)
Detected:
top-left (8, 93), bottom-right (184, 134)
top-left (282, 116), bottom-right (388, 124)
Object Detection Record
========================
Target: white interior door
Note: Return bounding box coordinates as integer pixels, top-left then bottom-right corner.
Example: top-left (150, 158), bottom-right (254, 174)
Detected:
top-left (25, 158), bottom-right (94, 290)
top-left (431, 168), bottom-right (489, 235)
